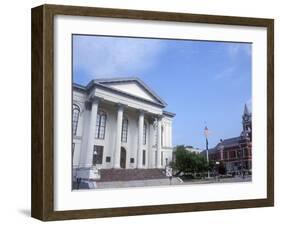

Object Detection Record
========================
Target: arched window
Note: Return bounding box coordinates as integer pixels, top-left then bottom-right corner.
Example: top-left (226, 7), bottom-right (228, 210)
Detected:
top-left (72, 104), bottom-right (80, 136)
top-left (95, 111), bottom-right (107, 139)
top-left (143, 122), bottom-right (147, 145)
top-left (121, 117), bottom-right (128, 142)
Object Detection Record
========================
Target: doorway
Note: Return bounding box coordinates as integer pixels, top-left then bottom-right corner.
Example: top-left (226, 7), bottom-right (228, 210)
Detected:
top-left (120, 147), bottom-right (126, 168)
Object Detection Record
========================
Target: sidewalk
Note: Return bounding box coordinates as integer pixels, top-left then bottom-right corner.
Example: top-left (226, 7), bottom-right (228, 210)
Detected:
top-left (96, 177), bottom-right (182, 189)
top-left (181, 175), bottom-right (252, 185)
top-left (74, 175), bottom-right (252, 190)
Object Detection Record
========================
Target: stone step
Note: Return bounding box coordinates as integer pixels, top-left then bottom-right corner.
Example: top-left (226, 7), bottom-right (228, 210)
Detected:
top-left (98, 168), bottom-right (167, 182)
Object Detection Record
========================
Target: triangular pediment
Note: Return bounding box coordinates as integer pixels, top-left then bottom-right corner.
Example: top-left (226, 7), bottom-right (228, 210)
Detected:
top-left (107, 81), bottom-right (157, 102)
top-left (94, 78), bottom-right (166, 106)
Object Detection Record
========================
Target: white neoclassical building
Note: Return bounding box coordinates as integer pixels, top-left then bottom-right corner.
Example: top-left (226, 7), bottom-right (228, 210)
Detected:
top-left (72, 77), bottom-right (175, 179)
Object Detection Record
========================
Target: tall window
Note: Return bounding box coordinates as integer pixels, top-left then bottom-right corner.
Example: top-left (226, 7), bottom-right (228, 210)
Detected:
top-left (95, 111), bottom-right (107, 139)
top-left (154, 123), bottom-right (158, 146)
top-left (121, 117), bottom-right (128, 142)
top-left (143, 122), bottom-right (147, 145)
top-left (72, 104), bottom-right (80, 136)
top-left (142, 150), bottom-right (146, 166)
top-left (161, 126), bottom-right (164, 147)
top-left (93, 145), bottom-right (103, 165)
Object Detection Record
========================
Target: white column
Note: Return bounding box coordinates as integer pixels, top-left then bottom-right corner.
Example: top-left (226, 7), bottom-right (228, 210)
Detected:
top-left (113, 104), bottom-right (124, 168)
top-left (137, 111), bottom-right (144, 168)
top-left (149, 123), bottom-right (155, 168)
top-left (156, 116), bottom-right (162, 168)
top-left (163, 122), bottom-right (166, 147)
top-left (84, 98), bottom-right (99, 167)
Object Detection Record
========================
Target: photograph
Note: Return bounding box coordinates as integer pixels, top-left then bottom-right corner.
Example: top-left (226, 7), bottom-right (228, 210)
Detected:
top-left (31, 4), bottom-right (274, 220)
top-left (71, 34), bottom-right (252, 190)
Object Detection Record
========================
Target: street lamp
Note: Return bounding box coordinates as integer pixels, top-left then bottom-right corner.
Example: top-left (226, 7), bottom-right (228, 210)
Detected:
top-left (204, 126), bottom-right (210, 178)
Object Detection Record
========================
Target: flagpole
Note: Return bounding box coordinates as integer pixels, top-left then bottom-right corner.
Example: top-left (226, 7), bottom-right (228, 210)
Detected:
top-left (204, 126), bottom-right (210, 178)
top-left (206, 137), bottom-right (210, 178)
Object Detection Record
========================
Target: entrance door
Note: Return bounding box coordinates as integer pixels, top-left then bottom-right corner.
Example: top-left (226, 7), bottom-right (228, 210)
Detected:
top-left (120, 147), bottom-right (126, 168)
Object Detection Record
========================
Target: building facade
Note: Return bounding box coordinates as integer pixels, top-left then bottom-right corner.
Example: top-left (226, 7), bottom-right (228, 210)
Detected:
top-left (203, 104), bottom-right (252, 173)
top-left (72, 77), bottom-right (175, 179)
top-left (185, 146), bottom-right (202, 154)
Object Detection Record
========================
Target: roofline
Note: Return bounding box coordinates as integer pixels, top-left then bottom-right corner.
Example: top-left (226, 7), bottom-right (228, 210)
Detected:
top-left (88, 77), bottom-right (167, 106)
top-left (95, 83), bottom-right (166, 108)
top-left (92, 76), bottom-right (139, 83)
top-left (73, 83), bottom-right (87, 92)
top-left (163, 110), bottom-right (176, 118)
top-left (73, 82), bottom-right (167, 108)
top-left (206, 135), bottom-right (251, 151)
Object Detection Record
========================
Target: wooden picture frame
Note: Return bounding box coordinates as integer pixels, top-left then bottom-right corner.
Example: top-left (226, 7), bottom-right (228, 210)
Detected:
top-left (31, 4), bottom-right (274, 221)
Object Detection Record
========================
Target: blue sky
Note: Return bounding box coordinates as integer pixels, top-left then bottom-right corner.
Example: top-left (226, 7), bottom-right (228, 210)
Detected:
top-left (73, 35), bottom-right (252, 150)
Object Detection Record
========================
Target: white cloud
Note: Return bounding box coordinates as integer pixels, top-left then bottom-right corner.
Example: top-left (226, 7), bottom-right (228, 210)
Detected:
top-left (227, 43), bottom-right (252, 57)
top-left (214, 43), bottom-right (252, 81)
top-left (214, 67), bottom-right (235, 80)
top-left (73, 36), bottom-right (165, 81)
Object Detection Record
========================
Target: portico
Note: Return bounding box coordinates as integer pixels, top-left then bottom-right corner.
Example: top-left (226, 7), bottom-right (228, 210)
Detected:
top-left (72, 77), bottom-right (175, 179)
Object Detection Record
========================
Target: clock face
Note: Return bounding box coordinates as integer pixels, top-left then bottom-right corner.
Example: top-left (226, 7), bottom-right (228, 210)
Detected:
top-left (244, 115), bottom-right (249, 121)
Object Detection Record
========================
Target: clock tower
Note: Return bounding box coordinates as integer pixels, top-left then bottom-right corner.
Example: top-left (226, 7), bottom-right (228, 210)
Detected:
top-left (241, 104), bottom-right (252, 140)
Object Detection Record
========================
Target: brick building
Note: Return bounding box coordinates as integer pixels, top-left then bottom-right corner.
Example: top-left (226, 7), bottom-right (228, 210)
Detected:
top-left (203, 104), bottom-right (252, 173)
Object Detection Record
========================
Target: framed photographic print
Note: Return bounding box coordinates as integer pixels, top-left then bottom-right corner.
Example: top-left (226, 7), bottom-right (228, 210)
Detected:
top-left (31, 4), bottom-right (274, 221)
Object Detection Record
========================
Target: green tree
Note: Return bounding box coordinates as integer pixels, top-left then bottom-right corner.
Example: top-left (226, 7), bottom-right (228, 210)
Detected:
top-left (172, 145), bottom-right (209, 177)
top-left (194, 154), bottom-right (209, 173)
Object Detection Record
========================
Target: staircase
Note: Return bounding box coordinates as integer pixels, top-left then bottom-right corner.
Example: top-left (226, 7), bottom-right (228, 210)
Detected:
top-left (98, 168), bottom-right (167, 182)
